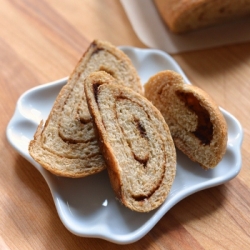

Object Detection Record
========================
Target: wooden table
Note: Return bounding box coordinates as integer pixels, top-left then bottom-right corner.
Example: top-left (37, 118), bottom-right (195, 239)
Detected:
top-left (1, 1), bottom-right (249, 249)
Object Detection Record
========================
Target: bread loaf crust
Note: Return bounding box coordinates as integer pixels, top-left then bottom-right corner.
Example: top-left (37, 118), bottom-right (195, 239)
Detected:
top-left (29, 40), bottom-right (142, 177)
top-left (144, 70), bottom-right (228, 169)
top-left (85, 71), bottom-right (176, 212)
top-left (154, 0), bottom-right (250, 33)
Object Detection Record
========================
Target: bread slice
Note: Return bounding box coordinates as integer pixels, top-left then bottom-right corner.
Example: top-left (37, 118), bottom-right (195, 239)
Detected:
top-left (154, 0), bottom-right (250, 33)
top-left (144, 70), bottom-right (227, 169)
top-left (84, 71), bottom-right (176, 212)
top-left (29, 40), bottom-right (143, 177)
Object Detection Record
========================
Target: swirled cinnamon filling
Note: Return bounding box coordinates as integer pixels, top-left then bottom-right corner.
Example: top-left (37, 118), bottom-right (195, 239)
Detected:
top-left (176, 90), bottom-right (213, 145)
top-left (100, 95), bottom-right (165, 202)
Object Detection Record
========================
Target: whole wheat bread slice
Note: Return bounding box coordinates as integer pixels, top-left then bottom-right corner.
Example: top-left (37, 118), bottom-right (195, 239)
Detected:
top-left (84, 71), bottom-right (176, 212)
top-left (29, 40), bottom-right (143, 177)
top-left (144, 70), bottom-right (227, 169)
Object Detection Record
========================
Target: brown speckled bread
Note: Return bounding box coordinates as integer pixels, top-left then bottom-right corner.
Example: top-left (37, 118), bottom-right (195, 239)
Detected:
top-left (144, 70), bottom-right (227, 169)
top-left (154, 0), bottom-right (250, 33)
top-left (85, 71), bottom-right (176, 212)
top-left (29, 40), bottom-right (143, 178)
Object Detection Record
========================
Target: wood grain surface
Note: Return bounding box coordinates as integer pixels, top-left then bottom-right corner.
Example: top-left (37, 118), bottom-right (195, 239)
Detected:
top-left (1, 0), bottom-right (250, 249)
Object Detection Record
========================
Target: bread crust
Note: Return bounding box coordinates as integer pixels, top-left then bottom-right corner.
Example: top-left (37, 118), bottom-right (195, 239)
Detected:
top-left (154, 0), bottom-right (250, 33)
top-left (28, 40), bottom-right (142, 177)
top-left (144, 70), bottom-right (228, 169)
top-left (85, 71), bottom-right (176, 212)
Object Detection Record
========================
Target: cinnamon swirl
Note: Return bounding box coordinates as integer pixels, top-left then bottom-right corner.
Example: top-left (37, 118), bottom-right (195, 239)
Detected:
top-left (144, 70), bottom-right (227, 169)
top-left (85, 71), bottom-right (176, 212)
top-left (29, 40), bottom-right (143, 177)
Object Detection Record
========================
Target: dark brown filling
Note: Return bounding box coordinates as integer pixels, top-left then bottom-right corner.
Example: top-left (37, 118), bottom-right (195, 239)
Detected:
top-left (132, 119), bottom-right (148, 167)
top-left (132, 153), bottom-right (148, 168)
top-left (136, 119), bottom-right (147, 139)
top-left (91, 44), bottom-right (104, 55)
top-left (58, 127), bottom-right (95, 144)
top-left (176, 90), bottom-right (213, 145)
top-left (132, 194), bottom-right (148, 201)
top-left (93, 82), bottom-right (102, 103)
top-left (132, 180), bottom-right (162, 202)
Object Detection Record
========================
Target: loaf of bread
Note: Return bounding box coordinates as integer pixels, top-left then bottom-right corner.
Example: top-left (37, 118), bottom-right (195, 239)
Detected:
top-left (154, 0), bottom-right (250, 33)
top-left (144, 70), bottom-right (227, 169)
top-left (84, 71), bottom-right (176, 212)
top-left (29, 40), bottom-right (143, 177)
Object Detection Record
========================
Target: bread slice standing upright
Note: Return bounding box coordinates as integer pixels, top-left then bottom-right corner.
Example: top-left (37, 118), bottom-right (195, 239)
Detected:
top-left (84, 71), bottom-right (176, 212)
top-left (29, 40), bottom-right (143, 177)
top-left (144, 70), bottom-right (227, 169)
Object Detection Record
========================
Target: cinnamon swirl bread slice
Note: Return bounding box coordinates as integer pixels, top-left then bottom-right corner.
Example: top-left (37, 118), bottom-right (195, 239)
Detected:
top-left (29, 40), bottom-right (143, 177)
top-left (144, 70), bottom-right (228, 169)
top-left (85, 71), bottom-right (176, 212)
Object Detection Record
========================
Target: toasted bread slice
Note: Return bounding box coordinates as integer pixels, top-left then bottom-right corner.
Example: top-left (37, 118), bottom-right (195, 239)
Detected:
top-left (29, 40), bottom-right (143, 177)
top-left (144, 70), bottom-right (227, 169)
top-left (84, 71), bottom-right (176, 212)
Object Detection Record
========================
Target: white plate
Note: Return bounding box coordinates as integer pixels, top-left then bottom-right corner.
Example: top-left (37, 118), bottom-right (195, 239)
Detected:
top-left (120, 0), bottom-right (250, 54)
top-left (6, 47), bottom-right (243, 244)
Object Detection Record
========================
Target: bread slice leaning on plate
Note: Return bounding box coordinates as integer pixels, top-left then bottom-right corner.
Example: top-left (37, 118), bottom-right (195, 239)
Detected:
top-left (29, 40), bottom-right (143, 178)
top-left (84, 71), bottom-right (176, 212)
top-left (144, 70), bottom-right (227, 170)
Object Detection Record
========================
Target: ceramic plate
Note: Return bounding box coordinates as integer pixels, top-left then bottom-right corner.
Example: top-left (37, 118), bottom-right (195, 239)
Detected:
top-left (6, 47), bottom-right (243, 244)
